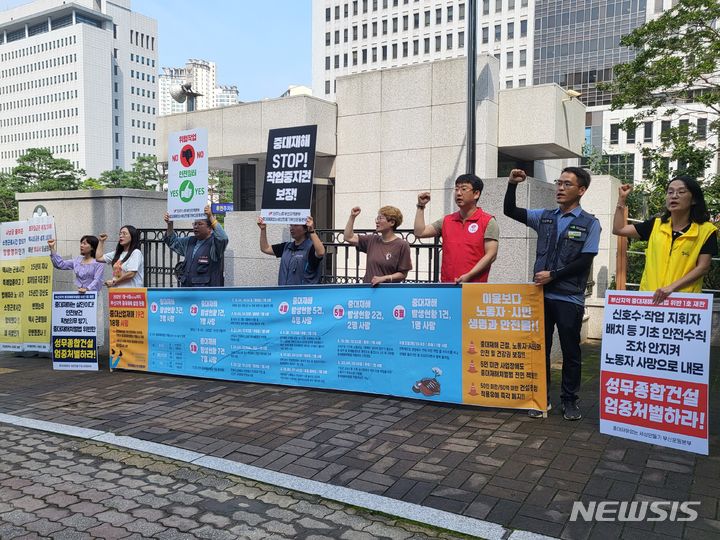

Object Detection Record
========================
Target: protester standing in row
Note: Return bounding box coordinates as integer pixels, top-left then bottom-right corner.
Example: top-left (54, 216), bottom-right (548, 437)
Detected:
top-left (343, 206), bottom-right (412, 285)
top-left (612, 176), bottom-right (717, 304)
top-left (165, 205), bottom-right (229, 287)
top-left (413, 174), bottom-right (499, 283)
top-left (504, 167), bottom-right (601, 421)
top-left (97, 225), bottom-right (144, 288)
top-left (48, 236), bottom-right (104, 293)
top-left (257, 216), bottom-right (325, 285)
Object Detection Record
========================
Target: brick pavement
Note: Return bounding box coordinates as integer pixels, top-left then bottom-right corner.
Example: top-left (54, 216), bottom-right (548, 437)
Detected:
top-left (0, 343), bottom-right (719, 539)
top-left (0, 422), bottom-right (470, 539)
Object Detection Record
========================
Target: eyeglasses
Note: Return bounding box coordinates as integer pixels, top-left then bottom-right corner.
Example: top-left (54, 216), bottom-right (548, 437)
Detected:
top-left (666, 189), bottom-right (689, 197)
top-left (454, 186), bottom-right (475, 193)
top-left (376, 215), bottom-right (388, 221)
top-left (555, 180), bottom-right (579, 189)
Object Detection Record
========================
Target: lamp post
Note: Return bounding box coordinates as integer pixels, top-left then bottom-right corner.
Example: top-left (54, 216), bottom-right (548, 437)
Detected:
top-left (466, 0), bottom-right (477, 175)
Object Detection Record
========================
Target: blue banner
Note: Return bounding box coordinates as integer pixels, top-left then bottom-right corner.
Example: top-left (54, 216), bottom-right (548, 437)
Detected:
top-left (146, 285), bottom-right (463, 403)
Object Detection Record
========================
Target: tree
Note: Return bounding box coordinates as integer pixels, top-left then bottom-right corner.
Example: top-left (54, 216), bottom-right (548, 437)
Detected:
top-left (602, 0), bottom-right (720, 136)
top-left (11, 148), bottom-right (84, 193)
top-left (132, 155), bottom-right (164, 190)
top-left (208, 169), bottom-right (233, 203)
top-left (0, 172), bottom-right (23, 223)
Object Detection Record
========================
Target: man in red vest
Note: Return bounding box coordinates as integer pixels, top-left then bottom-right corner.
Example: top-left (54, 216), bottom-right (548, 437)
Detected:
top-left (414, 174), bottom-right (499, 283)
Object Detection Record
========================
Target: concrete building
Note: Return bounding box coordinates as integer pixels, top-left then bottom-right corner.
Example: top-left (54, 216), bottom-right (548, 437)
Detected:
top-left (312, 0), bottom-right (719, 184)
top-left (0, 0), bottom-right (158, 177)
top-left (158, 59), bottom-right (239, 116)
top-left (312, 0), bottom-right (531, 99)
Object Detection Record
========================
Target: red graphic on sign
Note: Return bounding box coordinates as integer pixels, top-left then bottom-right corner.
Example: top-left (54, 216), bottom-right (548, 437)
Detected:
top-left (180, 145), bottom-right (195, 167)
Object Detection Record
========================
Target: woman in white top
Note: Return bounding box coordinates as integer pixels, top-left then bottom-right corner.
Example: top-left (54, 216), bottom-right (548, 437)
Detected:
top-left (96, 225), bottom-right (144, 288)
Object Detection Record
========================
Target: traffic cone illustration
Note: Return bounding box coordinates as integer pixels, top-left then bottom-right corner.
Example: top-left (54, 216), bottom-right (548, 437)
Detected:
top-left (469, 382), bottom-right (478, 396)
top-left (467, 340), bottom-right (477, 354)
top-left (468, 359), bottom-right (478, 373)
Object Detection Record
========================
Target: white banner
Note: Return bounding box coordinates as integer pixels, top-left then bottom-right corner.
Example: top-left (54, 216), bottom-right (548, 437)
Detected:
top-left (600, 290), bottom-right (711, 455)
top-left (52, 292), bottom-right (98, 371)
top-left (167, 128), bottom-right (209, 220)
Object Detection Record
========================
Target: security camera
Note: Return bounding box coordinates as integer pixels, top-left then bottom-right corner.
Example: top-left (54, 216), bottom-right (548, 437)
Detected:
top-left (565, 89), bottom-right (582, 98)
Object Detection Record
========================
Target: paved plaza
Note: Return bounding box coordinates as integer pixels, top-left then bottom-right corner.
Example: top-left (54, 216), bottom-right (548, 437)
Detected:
top-left (0, 343), bottom-right (718, 539)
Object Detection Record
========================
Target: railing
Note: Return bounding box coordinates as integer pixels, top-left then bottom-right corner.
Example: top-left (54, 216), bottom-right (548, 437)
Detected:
top-left (138, 228), bottom-right (441, 287)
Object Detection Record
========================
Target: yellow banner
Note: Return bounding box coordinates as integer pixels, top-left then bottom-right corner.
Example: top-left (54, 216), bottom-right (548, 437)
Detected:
top-left (461, 284), bottom-right (547, 410)
top-left (109, 289), bottom-right (149, 370)
top-left (0, 259), bottom-right (24, 351)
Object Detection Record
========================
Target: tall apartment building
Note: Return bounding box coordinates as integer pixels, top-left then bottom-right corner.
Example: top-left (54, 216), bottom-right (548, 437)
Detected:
top-left (313, 0), bottom-right (718, 183)
top-left (0, 0), bottom-right (158, 177)
top-left (158, 59), bottom-right (238, 116)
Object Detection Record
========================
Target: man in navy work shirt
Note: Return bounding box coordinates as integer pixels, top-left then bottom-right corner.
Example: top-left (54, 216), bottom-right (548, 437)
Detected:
top-left (504, 167), bottom-right (601, 421)
top-left (257, 216), bottom-right (325, 285)
top-left (164, 205), bottom-right (229, 287)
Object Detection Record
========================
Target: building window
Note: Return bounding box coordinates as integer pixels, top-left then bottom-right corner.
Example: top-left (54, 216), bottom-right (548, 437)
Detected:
top-left (626, 127), bottom-right (636, 144)
top-left (425, 10), bottom-right (430, 26)
top-left (697, 118), bottom-right (707, 139)
top-left (643, 121), bottom-right (653, 142)
top-left (335, 30), bottom-right (340, 44)
top-left (447, 33), bottom-right (453, 50)
top-left (334, 55), bottom-right (340, 68)
top-left (661, 120), bottom-right (671, 139)
top-left (459, 3), bottom-right (465, 20)
top-left (520, 19), bottom-right (527, 37)
top-left (362, 48), bottom-right (368, 63)
top-left (363, 24), bottom-right (367, 38)
top-left (344, 28), bottom-right (348, 42)
top-left (506, 51), bottom-right (513, 68)
top-left (325, 80), bottom-right (331, 94)
top-left (424, 37), bottom-right (430, 53)
top-left (506, 80), bottom-right (513, 89)
top-left (610, 124), bottom-right (620, 144)
top-left (483, 0), bottom-right (489, 15)
top-left (507, 22), bottom-right (514, 39)
top-left (325, 56), bottom-right (331, 70)
top-left (509, 0), bottom-right (515, 8)
top-left (335, 5), bottom-right (340, 19)
top-left (372, 47), bottom-right (378, 61)
top-left (448, 6), bottom-right (453, 22)
top-left (494, 24), bottom-right (501, 42)
top-left (518, 78), bottom-right (526, 87)
top-left (482, 27), bottom-right (489, 44)
top-left (381, 46), bottom-right (387, 61)
top-left (325, 7), bottom-right (331, 21)
top-left (325, 32), bottom-right (331, 46)
top-left (403, 15), bottom-right (408, 31)
top-left (392, 43), bottom-right (397, 59)
top-left (353, 25), bottom-right (358, 40)
top-left (353, 50), bottom-right (358, 65)
top-left (383, 19), bottom-right (388, 34)
top-left (436, 8), bottom-right (442, 24)
top-left (458, 31), bottom-right (465, 48)
top-left (435, 35), bottom-right (441, 52)
top-left (519, 49), bottom-right (526, 66)
top-left (373, 21), bottom-right (378, 36)
top-left (414, 13), bottom-right (419, 29)
top-left (402, 41), bottom-right (408, 57)
top-left (393, 17), bottom-right (398, 32)
top-left (496, 0), bottom-right (502, 11)
top-left (413, 39), bottom-right (419, 55)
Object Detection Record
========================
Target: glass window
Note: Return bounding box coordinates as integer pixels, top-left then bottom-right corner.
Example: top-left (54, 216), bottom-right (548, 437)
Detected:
top-left (459, 4), bottom-right (465, 20)
top-left (506, 51), bottom-right (513, 68)
top-left (458, 31), bottom-right (465, 48)
top-left (643, 121), bottom-right (653, 142)
top-left (494, 24), bottom-right (501, 42)
top-left (447, 33), bottom-right (453, 49)
top-left (483, 0), bottom-right (489, 15)
top-left (626, 127), bottom-right (636, 144)
top-left (519, 49), bottom-right (526, 66)
top-left (610, 124), bottom-right (620, 144)
top-left (520, 19), bottom-right (527, 37)
top-left (447, 6), bottom-right (453, 22)
top-left (425, 10), bottom-right (430, 25)
top-left (507, 22), bottom-right (514, 39)
top-left (482, 27), bottom-right (489, 44)
top-left (697, 118), bottom-right (707, 139)
top-left (424, 37), bottom-right (430, 53)
top-left (435, 35), bottom-right (441, 51)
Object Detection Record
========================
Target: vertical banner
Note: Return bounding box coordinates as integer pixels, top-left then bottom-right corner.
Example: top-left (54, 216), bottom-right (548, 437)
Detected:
top-left (600, 291), bottom-right (711, 455)
top-left (108, 289), bottom-right (149, 371)
top-left (23, 217), bottom-right (55, 352)
top-left (461, 284), bottom-right (547, 410)
top-left (167, 128), bottom-right (209, 220)
top-left (0, 221), bottom-right (27, 352)
top-left (52, 292), bottom-right (98, 370)
top-left (260, 124), bottom-right (317, 224)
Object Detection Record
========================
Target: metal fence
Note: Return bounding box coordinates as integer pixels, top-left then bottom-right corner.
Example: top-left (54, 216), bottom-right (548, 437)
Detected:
top-left (138, 228), bottom-right (441, 287)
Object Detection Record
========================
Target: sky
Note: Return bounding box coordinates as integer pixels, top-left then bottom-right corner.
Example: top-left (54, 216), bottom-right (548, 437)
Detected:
top-left (0, 0), bottom-right (313, 102)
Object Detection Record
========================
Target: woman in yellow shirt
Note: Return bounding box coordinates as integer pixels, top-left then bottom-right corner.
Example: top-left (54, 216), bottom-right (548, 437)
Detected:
top-left (613, 176), bottom-right (717, 304)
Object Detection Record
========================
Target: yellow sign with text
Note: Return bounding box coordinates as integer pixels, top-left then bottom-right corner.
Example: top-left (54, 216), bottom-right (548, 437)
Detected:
top-left (462, 284), bottom-right (547, 411)
top-left (109, 289), bottom-right (149, 370)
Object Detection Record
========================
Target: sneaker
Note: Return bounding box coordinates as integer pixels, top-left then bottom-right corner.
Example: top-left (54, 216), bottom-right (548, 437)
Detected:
top-left (528, 403), bottom-right (551, 418)
top-left (562, 400), bottom-right (582, 421)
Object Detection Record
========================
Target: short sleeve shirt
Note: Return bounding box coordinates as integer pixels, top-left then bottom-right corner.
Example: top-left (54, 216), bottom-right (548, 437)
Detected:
top-left (356, 234), bottom-right (412, 283)
top-left (103, 249), bottom-right (144, 288)
top-left (634, 218), bottom-right (718, 255)
top-left (432, 216), bottom-right (500, 241)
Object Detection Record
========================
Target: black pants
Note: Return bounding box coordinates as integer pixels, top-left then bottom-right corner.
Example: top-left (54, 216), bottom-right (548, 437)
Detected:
top-left (544, 298), bottom-right (584, 402)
